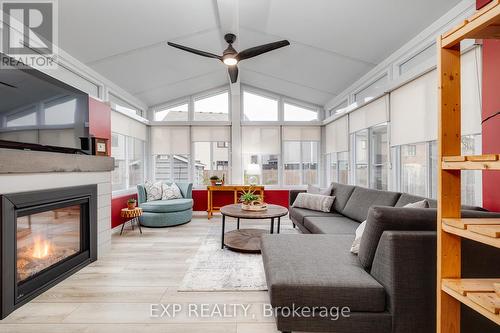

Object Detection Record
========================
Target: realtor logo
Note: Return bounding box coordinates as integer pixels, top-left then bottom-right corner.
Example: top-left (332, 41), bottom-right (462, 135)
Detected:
top-left (1, 0), bottom-right (58, 68)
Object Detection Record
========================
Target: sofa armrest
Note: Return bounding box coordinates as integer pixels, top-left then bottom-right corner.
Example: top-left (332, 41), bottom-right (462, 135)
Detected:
top-left (137, 184), bottom-right (147, 204)
top-left (370, 231), bottom-right (436, 333)
top-left (289, 189), bottom-right (306, 206)
top-left (176, 183), bottom-right (193, 199)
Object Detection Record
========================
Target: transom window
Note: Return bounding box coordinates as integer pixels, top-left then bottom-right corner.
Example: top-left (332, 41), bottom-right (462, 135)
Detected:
top-left (284, 102), bottom-right (317, 121)
top-left (243, 91), bottom-right (278, 121)
top-left (154, 103), bottom-right (188, 121)
top-left (194, 91), bottom-right (229, 121)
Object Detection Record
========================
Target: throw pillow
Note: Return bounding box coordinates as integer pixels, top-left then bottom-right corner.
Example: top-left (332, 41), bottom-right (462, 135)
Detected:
top-left (292, 193), bottom-right (335, 212)
top-left (162, 183), bottom-right (183, 200)
top-left (350, 221), bottom-right (366, 254)
top-left (144, 181), bottom-right (163, 202)
top-left (350, 199), bottom-right (430, 254)
top-left (403, 199), bottom-right (430, 209)
top-left (307, 183), bottom-right (334, 196)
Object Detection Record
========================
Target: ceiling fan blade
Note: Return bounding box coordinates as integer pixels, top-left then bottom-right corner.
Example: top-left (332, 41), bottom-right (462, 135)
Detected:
top-left (167, 42), bottom-right (222, 60)
top-left (228, 65), bottom-right (238, 83)
top-left (237, 40), bottom-right (290, 61)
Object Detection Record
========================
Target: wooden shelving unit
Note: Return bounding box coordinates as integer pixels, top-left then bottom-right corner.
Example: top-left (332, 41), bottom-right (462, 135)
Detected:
top-left (437, 1), bottom-right (500, 331)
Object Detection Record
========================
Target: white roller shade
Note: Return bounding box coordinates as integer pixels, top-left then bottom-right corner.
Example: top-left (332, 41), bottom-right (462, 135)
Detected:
top-left (191, 126), bottom-right (231, 142)
top-left (111, 111), bottom-right (147, 141)
top-left (349, 95), bottom-right (388, 133)
top-left (461, 47), bottom-right (482, 136)
top-left (241, 126), bottom-right (280, 154)
top-left (325, 116), bottom-right (349, 153)
top-left (151, 126), bottom-right (190, 155)
top-left (390, 70), bottom-right (438, 146)
top-left (282, 126), bottom-right (321, 141)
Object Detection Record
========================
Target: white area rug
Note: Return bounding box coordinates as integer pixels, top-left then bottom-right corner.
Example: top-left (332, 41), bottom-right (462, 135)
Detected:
top-left (179, 221), bottom-right (296, 292)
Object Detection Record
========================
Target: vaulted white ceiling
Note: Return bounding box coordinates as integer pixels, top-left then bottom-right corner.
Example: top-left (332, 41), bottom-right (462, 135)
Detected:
top-left (58, 0), bottom-right (462, 107)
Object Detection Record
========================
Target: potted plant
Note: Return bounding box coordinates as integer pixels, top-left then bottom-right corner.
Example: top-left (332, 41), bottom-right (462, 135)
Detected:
top-left (239, 187), bottom-right (267, 211)
top-left (209, 175), bottom-right (219, 186)
top-left (127, 198), bottom-right (137, 210)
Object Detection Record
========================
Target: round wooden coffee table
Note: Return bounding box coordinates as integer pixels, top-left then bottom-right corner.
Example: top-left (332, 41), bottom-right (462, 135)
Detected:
top-left (220, 204), bottom-right (288, 253)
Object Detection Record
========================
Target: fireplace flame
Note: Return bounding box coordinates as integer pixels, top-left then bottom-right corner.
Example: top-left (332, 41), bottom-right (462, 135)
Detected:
top-left (32, 236), bottom-right (52, 259)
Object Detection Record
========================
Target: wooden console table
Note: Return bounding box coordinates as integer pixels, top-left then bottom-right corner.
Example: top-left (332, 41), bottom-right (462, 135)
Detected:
top-left (207, 185), bottom-right (264, 219)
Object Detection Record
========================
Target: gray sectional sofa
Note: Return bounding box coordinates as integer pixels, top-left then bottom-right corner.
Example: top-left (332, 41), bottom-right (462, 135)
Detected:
top-left (261, 183), bottom-right (500, 333)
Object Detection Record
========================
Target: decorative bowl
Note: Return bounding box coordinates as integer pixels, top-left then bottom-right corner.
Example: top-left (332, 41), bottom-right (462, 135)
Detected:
top-left (241, 201), bottom-right (268, 211)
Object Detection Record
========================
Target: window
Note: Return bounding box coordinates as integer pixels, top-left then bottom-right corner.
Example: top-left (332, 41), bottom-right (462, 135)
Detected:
top-left (354, 130), bottom-right (369, 187)
top-left (284, 103), bottom-right (317, 121)
top-left (111, 133), bottom-right (126, 191)
top-left (461, 135), bottom-right (482, 206)
top-left (194, 91), bottom-right (229, 121)
top-left (193, 141), bottom-right (229, 186)
top-left (111, 133), bottom-right (145, 192)
top-left (128, 137), bottom-right (145, 188)
top-left (400, 143), bottom-right (427, 197)
top-left (44, 97), bottom-right (77, 125)
top-left (6, 107), bottom-right (37, 127)
top-left (154, 154), bottom-right (190, 183)
top-left (328, 153), bottom-right (338, 183)
top-left (370, 125), bottom-right (388, 190)
top-left (109, 93), bottom-right (143, 117)
top-left (242, 127), bottom-right (280, 185)
top-left (354, 74), bottom-right (388, 103)
top-left (399, 43), bottom-right (436, 75)
top-left (329, 99), bottom-right (348, 117)
top-left (338, 152), bottom-right (349, 184)
top-left (154, 103), bottom-right (188, 121)
top-left (243, 154), bottom-right (279, 185)
top-left (429, 141), bottom-right (438, 198)
top-left (282, 126), bottom-right (320, 186)
top-left (283, 141), bottom-right (301, 185)
top-left (243, 91), bottom-right (278, 121)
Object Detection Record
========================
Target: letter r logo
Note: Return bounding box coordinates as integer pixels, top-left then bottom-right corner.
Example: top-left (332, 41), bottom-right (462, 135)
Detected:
top-left (2, 2), bottom-right (53, 55)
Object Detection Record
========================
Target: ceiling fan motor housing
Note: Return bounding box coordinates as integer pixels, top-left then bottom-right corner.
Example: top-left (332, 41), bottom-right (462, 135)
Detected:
top-left (224, 33), bottom-right (236, 44)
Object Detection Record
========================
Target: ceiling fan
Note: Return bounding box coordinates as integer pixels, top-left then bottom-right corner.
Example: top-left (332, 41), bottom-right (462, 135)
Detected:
top-left (167, 33), bottom-right (290, 83)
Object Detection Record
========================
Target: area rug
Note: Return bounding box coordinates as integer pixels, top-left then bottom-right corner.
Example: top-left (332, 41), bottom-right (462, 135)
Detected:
top-left (179, 221), bottom-right (296, 292)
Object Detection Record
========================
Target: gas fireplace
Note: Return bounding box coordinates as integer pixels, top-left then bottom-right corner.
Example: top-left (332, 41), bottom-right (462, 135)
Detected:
top-left (1, 185), bottom-right (97, 319)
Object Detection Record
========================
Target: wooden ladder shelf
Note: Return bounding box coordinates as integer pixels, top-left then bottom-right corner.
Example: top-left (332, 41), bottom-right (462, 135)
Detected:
top-left (437, 1), bottom-right (500, 331)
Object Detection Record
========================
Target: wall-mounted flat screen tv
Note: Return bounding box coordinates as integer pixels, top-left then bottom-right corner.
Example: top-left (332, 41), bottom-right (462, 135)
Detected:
top-left (0, 53), bottom-right (89, 153)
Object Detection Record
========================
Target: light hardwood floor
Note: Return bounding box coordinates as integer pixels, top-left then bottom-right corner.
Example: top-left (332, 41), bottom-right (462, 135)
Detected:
top-left (0, 213), bottom-right (289, 333)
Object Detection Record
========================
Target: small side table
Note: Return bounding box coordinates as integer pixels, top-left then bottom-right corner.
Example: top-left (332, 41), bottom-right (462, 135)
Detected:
top-left (120, 207), bottom-right (143, 235)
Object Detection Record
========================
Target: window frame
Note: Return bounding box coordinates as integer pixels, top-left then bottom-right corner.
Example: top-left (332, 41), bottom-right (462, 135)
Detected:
top-left (111, 132), bottom-right (146, 196)
top-left (193, 89), bottom-right (230, 122)
top-left (153, 101), bottom-right (189, 122)
top-left (282, 140), bottom-right (320, 187)
top-left (241, 85), bottom-right (322, 125)
top-left (192, 141), bottom-right (231, 188)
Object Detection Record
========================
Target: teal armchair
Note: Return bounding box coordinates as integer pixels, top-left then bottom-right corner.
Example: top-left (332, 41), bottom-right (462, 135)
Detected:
top-left (137, 182), bottom-right (193, 227)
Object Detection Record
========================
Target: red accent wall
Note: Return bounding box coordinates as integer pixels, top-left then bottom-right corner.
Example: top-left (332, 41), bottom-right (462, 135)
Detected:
top-left (481, 39), bottom-right (500, 212)
top-left (88, 97), bottom-right (111, 155)
top-left (193, 189), bottom-right (290, 212)
top-left (477, 0), bottom-right (493, 9)
top-left (111, 193), bottom-right (138, 228)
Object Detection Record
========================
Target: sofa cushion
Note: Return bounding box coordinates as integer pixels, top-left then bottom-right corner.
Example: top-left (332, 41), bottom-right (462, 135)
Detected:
top-left (396, 193), bottom-right (487, 211)
top-left (292, 193), bottom-right (335, 212)
top-left (359, 207), bottom-right (500, 270)
top-left (261, 234), bottom-right (386, 312)
top-left (330, 182), bottom-right (356, 213)
top-left (140, 198), bottom-right (193, 213)
top-left (304, 216), bottom-right (359, 235)
top-left (289, 207), bottom-right (340, 225)
top-left (342, 187), bottom-right (401, 222)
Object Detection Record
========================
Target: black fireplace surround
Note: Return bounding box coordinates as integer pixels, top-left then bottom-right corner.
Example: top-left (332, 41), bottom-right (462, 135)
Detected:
top-left (0, 185), bottom-right (97, 319)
